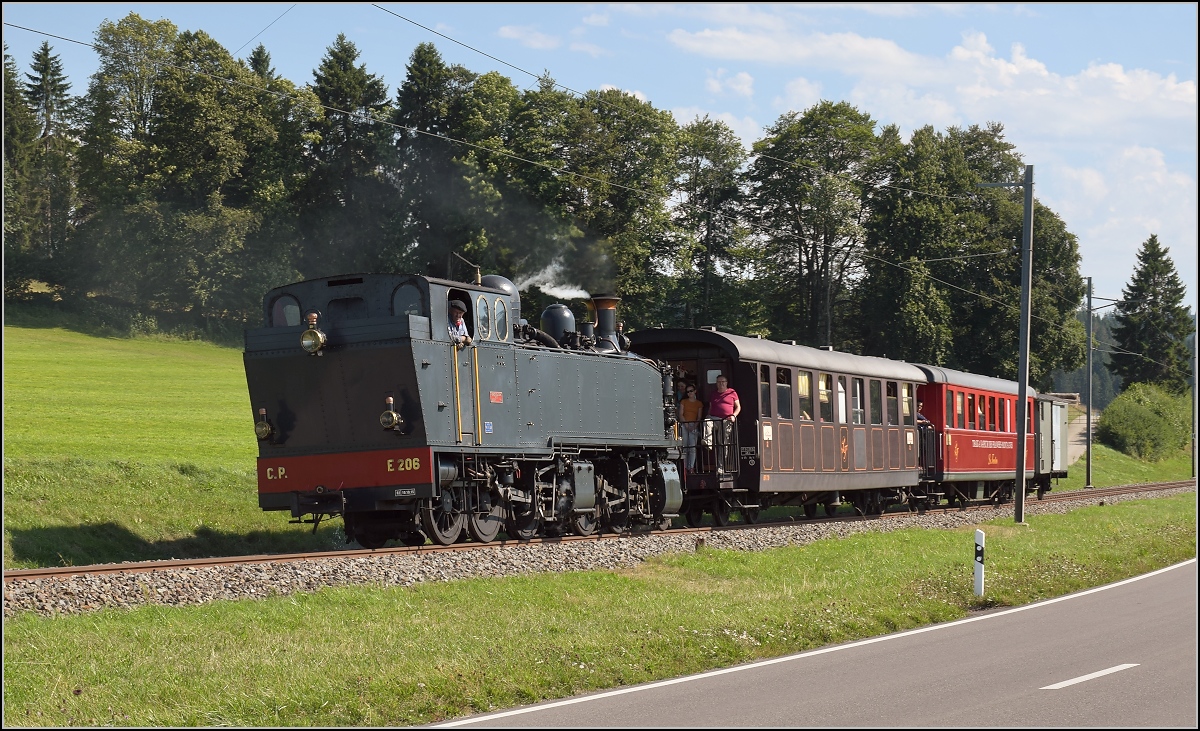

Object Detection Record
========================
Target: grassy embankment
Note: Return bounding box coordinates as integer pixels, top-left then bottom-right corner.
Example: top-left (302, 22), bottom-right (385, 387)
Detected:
top-left (3, 326), bottom-right (344, 570)
top-left (4, 325), bottom-right (1194, 567)
top-left (3, 493), bottom-right (1194, 726)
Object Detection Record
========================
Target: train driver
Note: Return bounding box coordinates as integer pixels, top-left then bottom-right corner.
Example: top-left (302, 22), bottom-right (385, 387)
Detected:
top-left (448, 299), bottom-right (472, 348)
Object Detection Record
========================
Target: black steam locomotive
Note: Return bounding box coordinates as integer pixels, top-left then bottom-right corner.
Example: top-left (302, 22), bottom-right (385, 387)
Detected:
top-left (243, 272), bottom-right (1069, 547)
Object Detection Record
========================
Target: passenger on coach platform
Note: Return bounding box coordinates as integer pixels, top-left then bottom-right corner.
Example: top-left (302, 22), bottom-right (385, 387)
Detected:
top-left (679, 384), bottom-right (703, 469)
top-left (707, 376), bottom-right (741, 472)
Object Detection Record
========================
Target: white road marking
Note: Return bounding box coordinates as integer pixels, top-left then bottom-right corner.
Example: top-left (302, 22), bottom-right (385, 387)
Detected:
top-left (1040, 663), bottom-right (1140, 690)
top-left (435, 558), bottom-right (1195, 727)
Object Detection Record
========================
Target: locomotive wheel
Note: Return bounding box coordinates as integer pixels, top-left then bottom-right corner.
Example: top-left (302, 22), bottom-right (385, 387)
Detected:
top-left (421, 489), bottom-right (466, 546)
top-left (711, 499), bottom-right (731, 527)
top-left (803, 503), bottom-right (817, 520)
top-left (684, 502), bottom-right (705, 528)
top-left (467, 499), bottom-right (505, 544)
top-left (571, 513), bottom-right (598, 537)
top-left (505, 489), bottom-right (540, 541)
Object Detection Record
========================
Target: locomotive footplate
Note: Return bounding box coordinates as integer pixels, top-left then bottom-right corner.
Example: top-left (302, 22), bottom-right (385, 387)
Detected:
top-left (259, 483), bottom-right (437, 516)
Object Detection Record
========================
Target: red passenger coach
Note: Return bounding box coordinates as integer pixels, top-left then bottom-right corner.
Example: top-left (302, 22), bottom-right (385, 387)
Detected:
top-left (914, 365), bottom-right (1035, 505)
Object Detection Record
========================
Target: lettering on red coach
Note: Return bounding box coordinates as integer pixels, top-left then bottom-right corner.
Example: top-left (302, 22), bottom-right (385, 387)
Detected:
top-left (266, 467), bottom-right (288, 480)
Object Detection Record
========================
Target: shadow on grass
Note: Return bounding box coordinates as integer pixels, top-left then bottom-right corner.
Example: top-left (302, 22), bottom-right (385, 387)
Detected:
top-left (7, 522), bottom-right (345, 569)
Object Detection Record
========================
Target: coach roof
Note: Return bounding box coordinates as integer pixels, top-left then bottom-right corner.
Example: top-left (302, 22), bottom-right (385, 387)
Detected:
top-left (912, 364), bottom-right (1034, 397)
top-left (629, 328), bottom-right (928, 382)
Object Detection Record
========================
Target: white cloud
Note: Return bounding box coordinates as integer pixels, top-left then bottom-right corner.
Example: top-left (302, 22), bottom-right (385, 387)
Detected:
top-left (570, 42), bottom-right (608, 58)
top-left (1042, 146), bottom-right (1197, 302)
top-left (705, 69), bottom-right (755, 97)
top-left (672, 106), bottom-right (761, 147)
top-left (600, 83), bottom-right (647, 102)
top-left (582, 13), bottom-right (609, 26)
top-left (497, 25), bottom-right (560, 50)
top-left (775, 76), bottom-right (824, 112)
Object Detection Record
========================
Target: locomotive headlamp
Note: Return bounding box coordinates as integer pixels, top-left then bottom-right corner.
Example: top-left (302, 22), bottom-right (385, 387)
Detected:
top-left (300, 312), bottom-right (327, 355)
top-left (380, 396), bottom-right (403, 430)
top-left (254, 407), bottom-right (273, 440)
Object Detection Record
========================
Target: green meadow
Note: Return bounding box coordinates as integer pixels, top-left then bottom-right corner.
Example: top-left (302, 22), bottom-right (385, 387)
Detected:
top-left (3, 326), bottom-right (343, 569)
top-left (3, 494), bottom-right (1194, 726)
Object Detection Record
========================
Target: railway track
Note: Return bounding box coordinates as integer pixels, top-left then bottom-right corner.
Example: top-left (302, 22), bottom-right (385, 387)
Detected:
top-left (5, 479), bottom-right (1194, 584)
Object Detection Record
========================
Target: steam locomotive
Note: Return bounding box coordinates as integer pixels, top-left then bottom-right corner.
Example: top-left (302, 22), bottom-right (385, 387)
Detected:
top-left (243, 272), bottom-right (1069, 547)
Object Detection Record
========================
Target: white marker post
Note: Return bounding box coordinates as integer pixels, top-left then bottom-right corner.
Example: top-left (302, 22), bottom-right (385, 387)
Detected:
top-left (974, 529), bottom-right (985, 596)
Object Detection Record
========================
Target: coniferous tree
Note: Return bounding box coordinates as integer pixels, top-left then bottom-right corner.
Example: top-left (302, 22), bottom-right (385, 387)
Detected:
top-left (22, 41), bottom-right (77, 288)
top-left (3, 44), bottom-right (41, 297)
top-left (298, 34), bottom-right (394, 277)
top-left (1110, 235), bottom-right (1194, 391)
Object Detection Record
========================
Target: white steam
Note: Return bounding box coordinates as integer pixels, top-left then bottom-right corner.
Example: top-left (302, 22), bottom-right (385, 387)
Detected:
top-left (515, 261), bottom-right (591, 300)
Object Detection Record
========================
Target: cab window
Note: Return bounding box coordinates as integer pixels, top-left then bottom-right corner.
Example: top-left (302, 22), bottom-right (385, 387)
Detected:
top-left (392, 283), bottom-right (424, 317)
top-left (476, 294), bottom-right (491, 339)
top-left (494, 298), bottom-right (509, 341)
top-left (271, 295), bottom-right (301, 327)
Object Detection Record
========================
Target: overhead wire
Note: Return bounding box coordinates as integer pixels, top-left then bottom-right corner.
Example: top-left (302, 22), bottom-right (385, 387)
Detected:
top-left (233, 4), bottom-right (297, 57)
top-left (4, 19), bottom-right (1189, 380)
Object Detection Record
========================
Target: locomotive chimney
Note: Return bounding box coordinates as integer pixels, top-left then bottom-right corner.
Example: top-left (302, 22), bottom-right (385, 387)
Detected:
top-left (591, 294), bottom-right (621, 352)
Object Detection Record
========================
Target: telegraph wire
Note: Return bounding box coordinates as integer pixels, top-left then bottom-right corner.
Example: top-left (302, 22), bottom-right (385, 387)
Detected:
top-left (233, 4), bottom-right (297, 57)
top-left (4, 20), bottom-right (1188, 380)
top-left (370, 3), bottom-right (977, 203)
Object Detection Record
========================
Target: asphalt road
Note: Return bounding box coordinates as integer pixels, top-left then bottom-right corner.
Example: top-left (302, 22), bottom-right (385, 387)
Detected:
top-left (439, 559), bottom-right (1197, 728)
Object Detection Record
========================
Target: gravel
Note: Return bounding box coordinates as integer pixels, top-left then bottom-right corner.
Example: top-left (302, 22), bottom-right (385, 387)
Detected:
top-left (5, 486), bottom-right (1193, 619)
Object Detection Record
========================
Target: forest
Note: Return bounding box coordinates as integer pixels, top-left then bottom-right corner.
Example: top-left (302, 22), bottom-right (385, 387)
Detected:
top-left (4, 13), bottom-right (1091, 388)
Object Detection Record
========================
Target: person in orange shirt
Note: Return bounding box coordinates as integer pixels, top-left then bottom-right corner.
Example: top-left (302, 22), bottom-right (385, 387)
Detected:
top-left (679, 384), bottom-right (703, 469)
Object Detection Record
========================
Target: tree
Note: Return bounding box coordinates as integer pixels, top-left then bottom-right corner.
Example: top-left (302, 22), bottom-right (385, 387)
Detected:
top-left (3, 43), bottom-right (41, 297)
top-left (1110, 235), bottom-right (1194, 391)
top-left (744, 101), bottom-right (884, 348)
top-left (667, 116), bottom-right (748, 328)
top-left (296, 33), bottom-right (394, 278)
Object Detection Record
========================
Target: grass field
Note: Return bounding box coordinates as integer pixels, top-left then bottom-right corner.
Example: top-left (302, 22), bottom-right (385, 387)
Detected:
top-left (3, 327), bottom-right (343, 569)
top-left (3, 493), bottom-right (1194, 727)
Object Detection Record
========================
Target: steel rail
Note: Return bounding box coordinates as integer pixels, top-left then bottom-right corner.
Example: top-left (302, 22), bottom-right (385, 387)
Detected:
top-left (5, 479), bottom-right (1193, 584)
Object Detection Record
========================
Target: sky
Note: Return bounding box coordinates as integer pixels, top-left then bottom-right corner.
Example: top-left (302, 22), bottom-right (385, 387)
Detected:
top-left (3, 2), bottom-right (1197, 314)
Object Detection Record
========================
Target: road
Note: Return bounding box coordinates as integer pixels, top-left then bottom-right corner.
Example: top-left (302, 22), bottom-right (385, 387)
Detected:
top-left (439, 560), bottom-right (1197, 728)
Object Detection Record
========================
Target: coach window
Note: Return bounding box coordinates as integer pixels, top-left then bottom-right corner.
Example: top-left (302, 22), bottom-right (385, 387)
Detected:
top-left (271, 295), bottom-right (301, 327)
top-left (760, 365), bottom-right (772, 417)
top-left (494, 298), bottom-right (509, 341)
top-left (886, 382), bottom-right (899, 425)
top-left (870, 380), bottom-right (883, 425)
top-left (978, 396), bottom-right (987, 432)
top-left (851, 378), bottom-right (865, 424)
top-left (901, 383), bottom-right (915, 426)
top-left (819, 373), bottom-right (834, 422)
top-left (798, 371), bottom-right (814, 420)
top-left (946, 389), bottom-right (955, 429)
top-left (955, 391), bottom-right (964, 429)
top-left (988, 396), bottom-right (997, 431)
top-left (967, 394), bottom-right (976, 430)
top-left (999, 398), bottom-right (1007, 432)
top-left (392, 283), bottom-right (424, 317)
top-left (475, 295), bottom-right (492, 339)
top-left (837, 376), bottom-right (848, 424)
top-left (777, 368), bottom-right (793, 419)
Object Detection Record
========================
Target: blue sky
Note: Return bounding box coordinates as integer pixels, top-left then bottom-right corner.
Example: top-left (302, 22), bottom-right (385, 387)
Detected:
top-left (4, 3), bottom-right (1196, 312)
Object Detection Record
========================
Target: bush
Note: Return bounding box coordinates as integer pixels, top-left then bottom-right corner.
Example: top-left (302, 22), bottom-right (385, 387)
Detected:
top-left (1096, 383), bottom-right (1192, 460)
